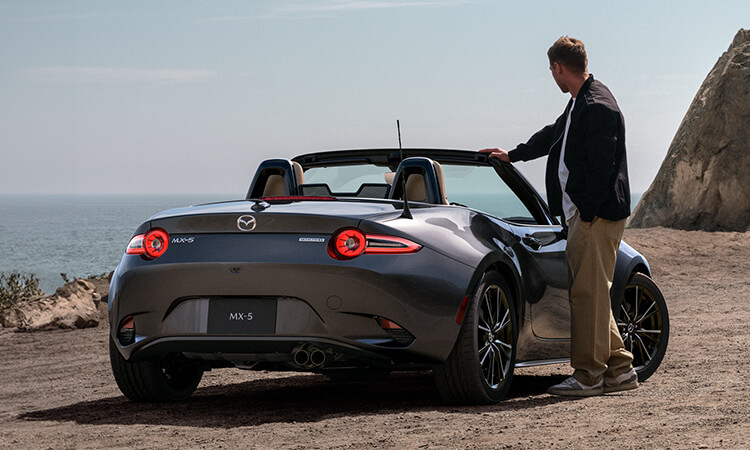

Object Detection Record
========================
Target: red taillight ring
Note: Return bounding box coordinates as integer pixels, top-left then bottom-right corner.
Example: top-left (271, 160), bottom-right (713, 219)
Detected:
top-left (143, 228), bottom-right (169, 259)
top-left (330, 228), bottom-right (366, 260)
top-left (125, 229), bottom-right (169, 259)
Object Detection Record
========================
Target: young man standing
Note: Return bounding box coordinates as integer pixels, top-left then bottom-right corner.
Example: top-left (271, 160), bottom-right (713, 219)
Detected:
top-left (480, 36), bottom-right (638, 396)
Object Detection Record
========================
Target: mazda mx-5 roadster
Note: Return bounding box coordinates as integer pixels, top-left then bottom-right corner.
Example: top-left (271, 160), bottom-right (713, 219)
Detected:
top-left (108, 149), bottom-right (669, 404)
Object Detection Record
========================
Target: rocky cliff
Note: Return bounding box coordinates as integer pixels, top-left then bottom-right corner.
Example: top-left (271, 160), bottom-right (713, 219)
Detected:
top-left (0, 278), bottom-right (109, 331)
top-left (629, 29), bottom-right (750, 231)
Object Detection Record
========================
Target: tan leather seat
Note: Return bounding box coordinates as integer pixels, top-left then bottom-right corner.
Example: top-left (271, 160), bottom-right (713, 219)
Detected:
top-left (263, 174), bottom-right (285, 196)
top-left (432, 161), bottom-right (448, 204)
top-left (406, 174), bottom-right (427, 202)
top-left (262, 161), bottom-right (305, 197)
top-left (292, 161), bottom-right (305, 187)
top-left (394, 159), bottom-right (449, 204)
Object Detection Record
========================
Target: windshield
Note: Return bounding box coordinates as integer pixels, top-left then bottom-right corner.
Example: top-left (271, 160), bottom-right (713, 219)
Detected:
top-left (301, 162), bottom-right (536, 223)
top-left (440, 164), bottom-right (535, 221)
top-left (303, 165), bottom-right (391, 194)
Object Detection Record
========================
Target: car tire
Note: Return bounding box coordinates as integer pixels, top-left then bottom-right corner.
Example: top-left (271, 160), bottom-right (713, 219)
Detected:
top-left (109, 337), bottom-right (204, 402)
top-left (434, 272), bottom-right (517, 404)
top-left (616, 272), bottom-right (669, 382)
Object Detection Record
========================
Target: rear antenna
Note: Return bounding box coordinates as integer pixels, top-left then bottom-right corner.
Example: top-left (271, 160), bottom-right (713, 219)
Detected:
top-left (397, 119), bottom-right (412, 219)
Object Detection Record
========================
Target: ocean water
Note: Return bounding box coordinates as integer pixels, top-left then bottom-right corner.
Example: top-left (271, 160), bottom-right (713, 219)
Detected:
top-left (0, 194), bottom-right (235, 293)
top-left (0, 192), bottom-right (643, 294)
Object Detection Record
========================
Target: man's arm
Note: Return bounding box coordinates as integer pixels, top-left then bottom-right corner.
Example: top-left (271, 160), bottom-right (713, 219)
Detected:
top-left (478, 147), bottom-right (511, 162)
top-left (480, 123), bottom-right (556, 163)
top-left (509, 124), bottom-right (556, 162)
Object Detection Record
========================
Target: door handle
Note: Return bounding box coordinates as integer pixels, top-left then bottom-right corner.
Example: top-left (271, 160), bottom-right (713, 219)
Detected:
top-left (522, 235), bottom-right (543, 250)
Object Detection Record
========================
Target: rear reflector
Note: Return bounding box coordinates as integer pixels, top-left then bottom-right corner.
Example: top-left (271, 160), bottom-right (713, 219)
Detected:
top-left (455, 295), bottom-right (471, 325)
top-left (376, 317), bottom-right (415, 346)
top-left (118, 316), bottom-right (135, 345)
top-left (376, 317), bottom-right (403, 329)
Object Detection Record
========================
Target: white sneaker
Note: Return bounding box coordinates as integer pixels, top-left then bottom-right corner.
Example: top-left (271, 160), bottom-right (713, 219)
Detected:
top-left (604, 368), bottom-right (639, 393)
top-left (548, 376), bottom-right (604, 397)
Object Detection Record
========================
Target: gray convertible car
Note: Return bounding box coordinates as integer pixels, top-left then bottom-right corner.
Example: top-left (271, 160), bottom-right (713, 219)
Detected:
top-left (108, 149), bottom-right (669, 404)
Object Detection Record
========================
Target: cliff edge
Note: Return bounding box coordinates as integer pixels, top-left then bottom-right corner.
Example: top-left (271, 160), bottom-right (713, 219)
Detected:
top-left (629, 29), bottom-right (750, 231)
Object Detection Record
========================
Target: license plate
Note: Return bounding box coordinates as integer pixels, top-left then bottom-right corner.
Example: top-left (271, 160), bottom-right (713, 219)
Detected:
top-left (207, 298), bottom-right (277, 334)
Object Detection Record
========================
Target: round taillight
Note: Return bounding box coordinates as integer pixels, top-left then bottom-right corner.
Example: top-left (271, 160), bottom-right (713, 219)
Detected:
top-left (143, 228), bottom-right (169, 259)
top-left (330, 228), bottom-right (366, 260)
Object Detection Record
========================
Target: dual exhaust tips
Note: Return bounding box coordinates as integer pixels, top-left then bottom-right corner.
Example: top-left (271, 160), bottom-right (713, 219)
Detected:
top-left (293, 345), bottom-right (328, 368)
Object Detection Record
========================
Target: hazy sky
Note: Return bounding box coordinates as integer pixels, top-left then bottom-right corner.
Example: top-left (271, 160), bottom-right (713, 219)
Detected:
top-left (1, 0), bottom-right (747, 195)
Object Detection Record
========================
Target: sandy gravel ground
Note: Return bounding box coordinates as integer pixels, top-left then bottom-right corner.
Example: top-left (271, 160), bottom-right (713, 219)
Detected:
top-left (1, 227), bottom-right (748, 449)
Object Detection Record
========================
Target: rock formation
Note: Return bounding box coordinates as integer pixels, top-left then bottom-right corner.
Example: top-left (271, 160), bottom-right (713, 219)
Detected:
top-left (629, 29), bottom-right (750, 231)
top-left (0, 278), bottom-right (109, 331)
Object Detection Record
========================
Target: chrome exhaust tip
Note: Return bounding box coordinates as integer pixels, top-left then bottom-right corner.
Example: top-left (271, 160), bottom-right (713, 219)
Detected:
top-left (293, 349), bottom-right (310, 367)
top-left (309, 347), bottom-right (326, 367)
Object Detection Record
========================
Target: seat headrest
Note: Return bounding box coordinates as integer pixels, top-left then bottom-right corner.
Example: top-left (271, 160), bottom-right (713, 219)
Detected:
top-left (262, 174), bottom-right (286, 197)
top-left (388, 157), bottom-right (448, 204)
top-left (432, 160), bottom-right (448, 205)
top-left (406, 174), bottom-right (427, 202)
top-left (292, 161), bottom-right (305, 185)
top-left (246, 158), bottom-right (305, 199)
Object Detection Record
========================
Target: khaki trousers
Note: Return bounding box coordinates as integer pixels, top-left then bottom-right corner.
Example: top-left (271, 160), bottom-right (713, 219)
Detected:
top-left (566, 212), bottom-right (633, 385)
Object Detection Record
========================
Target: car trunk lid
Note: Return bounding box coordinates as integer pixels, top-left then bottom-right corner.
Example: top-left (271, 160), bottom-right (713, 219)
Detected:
top-left (147, 199), bottom-right (402, 234)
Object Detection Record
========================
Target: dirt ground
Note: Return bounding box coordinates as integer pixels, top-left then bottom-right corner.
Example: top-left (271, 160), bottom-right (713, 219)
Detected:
top-left (1, 227), bottom-right (748, 449)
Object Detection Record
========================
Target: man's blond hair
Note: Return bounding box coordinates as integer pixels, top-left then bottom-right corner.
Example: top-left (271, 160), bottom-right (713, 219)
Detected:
top-left (548, 36), bottom-right (588, 73)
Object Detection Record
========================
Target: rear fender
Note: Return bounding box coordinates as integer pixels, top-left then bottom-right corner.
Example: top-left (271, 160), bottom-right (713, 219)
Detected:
top-left (610, 241), bottom-right (652, 310)
top-left (467, 251), bottom-right (525, 325)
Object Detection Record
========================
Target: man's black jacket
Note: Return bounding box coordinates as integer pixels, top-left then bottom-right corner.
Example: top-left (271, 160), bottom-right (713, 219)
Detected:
top-left (509, 75), bottom-right (630, 223)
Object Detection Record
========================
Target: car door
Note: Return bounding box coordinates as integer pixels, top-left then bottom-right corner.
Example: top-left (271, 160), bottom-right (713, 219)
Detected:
top-left (440, 160), bottom-right (572, 361)
top-left (509, 222), bottom-right (570, 341)
top-left (484, 160), bottom-right (572, 362)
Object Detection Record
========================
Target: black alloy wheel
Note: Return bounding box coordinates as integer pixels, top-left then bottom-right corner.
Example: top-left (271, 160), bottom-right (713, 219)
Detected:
top-left (434, 272), bottom-right (517, 404)
top-left (617, 272), bottom-right (669, 382)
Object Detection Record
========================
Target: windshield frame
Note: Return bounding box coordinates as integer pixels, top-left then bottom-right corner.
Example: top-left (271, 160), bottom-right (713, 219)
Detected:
top-left (292, 149), bottom-right (557, 226)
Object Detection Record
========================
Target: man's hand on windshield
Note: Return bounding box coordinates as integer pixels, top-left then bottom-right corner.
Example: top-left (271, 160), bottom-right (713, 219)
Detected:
top-left (479, 148), bottom-right (511, 163)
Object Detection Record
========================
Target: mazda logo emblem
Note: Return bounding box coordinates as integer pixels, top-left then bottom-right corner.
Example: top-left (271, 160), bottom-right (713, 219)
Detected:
top-left (237, 215), bottom-right (257, 232)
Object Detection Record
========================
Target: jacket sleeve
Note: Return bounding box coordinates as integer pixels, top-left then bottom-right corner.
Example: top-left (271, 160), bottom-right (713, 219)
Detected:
top-left (573, 104), bottom-right (620, 222)
top-left (509, 123), bottom-right (555, 163)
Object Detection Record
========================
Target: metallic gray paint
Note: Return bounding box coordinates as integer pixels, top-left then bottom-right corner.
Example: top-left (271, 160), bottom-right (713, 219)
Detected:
top-left (110, 148), bottom-right (652, 374)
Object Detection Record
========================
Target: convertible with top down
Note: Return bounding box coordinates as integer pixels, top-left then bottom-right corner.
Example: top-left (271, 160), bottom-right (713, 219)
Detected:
top-left (108, 148), bottom-right (669, 404)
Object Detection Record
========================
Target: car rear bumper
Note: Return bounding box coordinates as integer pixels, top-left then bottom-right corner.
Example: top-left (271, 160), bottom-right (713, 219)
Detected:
top-left (109, 248), bottom-right (475, 365)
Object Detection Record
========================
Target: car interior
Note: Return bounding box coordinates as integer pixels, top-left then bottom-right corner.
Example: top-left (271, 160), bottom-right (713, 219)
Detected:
top-left (246, 154), bottom-right (553, 227)
top-left (250, 157), bottom-right (449, 205)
